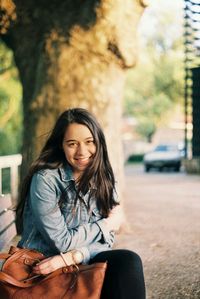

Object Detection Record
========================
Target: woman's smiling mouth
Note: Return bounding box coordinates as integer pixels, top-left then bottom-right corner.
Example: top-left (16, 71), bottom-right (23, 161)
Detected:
top-left (75, 157), bottom-right (91, 166)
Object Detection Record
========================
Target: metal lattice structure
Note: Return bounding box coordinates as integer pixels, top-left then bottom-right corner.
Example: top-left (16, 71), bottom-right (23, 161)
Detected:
top-left (184, 0), bottom-right (200, 158)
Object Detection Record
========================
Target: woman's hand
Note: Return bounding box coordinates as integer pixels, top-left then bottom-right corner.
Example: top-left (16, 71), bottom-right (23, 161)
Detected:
top-left (32, 252), bottom-right (74, 275)
top-left (105, 205), bottom-right (125, 232)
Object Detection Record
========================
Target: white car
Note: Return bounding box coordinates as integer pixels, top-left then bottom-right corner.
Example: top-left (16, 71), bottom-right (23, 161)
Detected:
top-left (143, 144), bottom-right (182, 172)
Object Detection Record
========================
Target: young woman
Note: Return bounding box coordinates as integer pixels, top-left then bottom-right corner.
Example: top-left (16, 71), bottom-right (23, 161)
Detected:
top-left (17, 108), bottom-right (146, 299)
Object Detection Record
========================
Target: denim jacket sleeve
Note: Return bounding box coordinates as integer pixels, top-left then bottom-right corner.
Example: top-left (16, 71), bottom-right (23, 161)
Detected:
top-left (30, 172), bottom-right (110, 254)
top-left (77, 231), bottom-right (115, 263)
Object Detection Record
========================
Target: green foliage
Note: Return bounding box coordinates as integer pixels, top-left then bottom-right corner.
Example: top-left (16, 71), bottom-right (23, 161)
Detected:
top-left (0, 41), bottom-right (22, 155)
top-left (124, 0), bottom-right (184, 141)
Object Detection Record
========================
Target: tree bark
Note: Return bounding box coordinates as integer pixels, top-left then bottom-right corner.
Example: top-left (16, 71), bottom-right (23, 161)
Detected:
top-left (1, 0), bottom-right (146, 194)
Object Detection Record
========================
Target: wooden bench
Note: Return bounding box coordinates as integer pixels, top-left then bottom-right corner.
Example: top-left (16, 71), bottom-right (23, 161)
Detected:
top-left (0, 194), bottom-right (17, 251)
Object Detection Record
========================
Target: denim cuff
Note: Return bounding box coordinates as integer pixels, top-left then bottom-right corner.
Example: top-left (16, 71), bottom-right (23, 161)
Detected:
top-left (96, 219), bottom-right (111, 243)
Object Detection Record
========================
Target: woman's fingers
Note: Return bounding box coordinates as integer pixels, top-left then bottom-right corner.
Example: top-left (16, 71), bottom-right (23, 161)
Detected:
top-left (32, 255), bottom-right (63, 275)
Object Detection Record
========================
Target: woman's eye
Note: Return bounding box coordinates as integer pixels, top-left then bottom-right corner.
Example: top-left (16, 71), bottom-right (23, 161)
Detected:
top-left (87, 140), bottom-right (94, 144)
top-left (68, 143), bottom-right (77, 147)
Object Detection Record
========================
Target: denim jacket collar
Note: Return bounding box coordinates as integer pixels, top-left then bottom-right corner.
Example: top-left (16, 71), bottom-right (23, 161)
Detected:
top-left (59, 162), bottom-right (97, 190)
top-left (59, 162), bottom-right (75, 182)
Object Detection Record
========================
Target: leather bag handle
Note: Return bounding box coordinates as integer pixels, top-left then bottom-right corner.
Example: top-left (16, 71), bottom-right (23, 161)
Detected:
top-left (0, 266), bottom-right (77, 288)
top-left (0, 248), bottom-right (38, 263)
top-left (0, 247), bottom-right (45, 271)
top-left (0, 253), bottom-right (10, 259)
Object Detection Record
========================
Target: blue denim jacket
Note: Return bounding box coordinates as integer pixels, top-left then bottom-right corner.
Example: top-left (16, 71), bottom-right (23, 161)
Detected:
top-left (18, 163), bottom-right (115, 263)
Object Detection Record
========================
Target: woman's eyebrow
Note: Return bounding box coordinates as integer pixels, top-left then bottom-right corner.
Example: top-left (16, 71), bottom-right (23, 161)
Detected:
top-left (85, 137), bottom-right (94, 140)
top-left (65, 139), bottom-right (77, 142)
top-left (65, 137), bottom-right (93, 142)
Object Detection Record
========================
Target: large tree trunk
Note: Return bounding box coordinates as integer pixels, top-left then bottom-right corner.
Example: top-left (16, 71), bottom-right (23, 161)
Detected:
top-left (1, 0), bottom-right (146, 194)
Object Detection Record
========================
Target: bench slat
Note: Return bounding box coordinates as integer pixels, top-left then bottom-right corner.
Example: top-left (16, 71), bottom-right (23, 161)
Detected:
top-left (0, 194), bottom-right (13, 214)
top-left (0, 210), bottom-right (16, 233)
top-left (0, 223), bottom-right (17, 250)
top-left (0, 194), bottom-right (17, 251)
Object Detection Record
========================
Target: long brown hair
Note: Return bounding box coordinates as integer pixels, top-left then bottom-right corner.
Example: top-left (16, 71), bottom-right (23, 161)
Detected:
top-left (17, 108), bottom-right (118, 217)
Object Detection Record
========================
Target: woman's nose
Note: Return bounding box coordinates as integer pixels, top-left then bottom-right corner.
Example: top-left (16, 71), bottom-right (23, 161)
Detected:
top-left (77, 143), bottom-right (87, 155)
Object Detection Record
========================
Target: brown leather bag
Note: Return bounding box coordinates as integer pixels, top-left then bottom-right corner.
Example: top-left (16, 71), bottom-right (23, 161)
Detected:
top-left (0, 246), bottom-right (107, 299)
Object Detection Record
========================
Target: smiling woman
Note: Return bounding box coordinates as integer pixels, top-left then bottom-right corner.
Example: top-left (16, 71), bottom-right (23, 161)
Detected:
top-left (16, 108), bottom-right (146, 299)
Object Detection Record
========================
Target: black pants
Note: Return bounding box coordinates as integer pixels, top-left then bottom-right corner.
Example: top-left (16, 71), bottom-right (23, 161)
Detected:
top-left (90, 249), bottom-right (146, 299)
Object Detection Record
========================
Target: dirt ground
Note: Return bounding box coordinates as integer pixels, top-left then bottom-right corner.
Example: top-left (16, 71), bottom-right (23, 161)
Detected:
top-left (115, 164), bottom-right (200, 299)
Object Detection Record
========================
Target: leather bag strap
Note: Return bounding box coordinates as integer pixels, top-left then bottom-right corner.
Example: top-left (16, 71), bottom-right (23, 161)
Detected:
top-left (0, 271), bottom-right (38, 288)
top-left (0, 248), bottom-right (45, 271)
top-left (0, 253), bottom-right (10, 259)
top-left (0, 248), bottom-right (35, 264)
top-left (0, 266), bottom-right (77, 288)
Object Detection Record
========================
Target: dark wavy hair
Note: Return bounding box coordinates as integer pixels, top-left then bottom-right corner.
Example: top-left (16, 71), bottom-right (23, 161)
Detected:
top-left (17, 108), bottom-right (118, 218)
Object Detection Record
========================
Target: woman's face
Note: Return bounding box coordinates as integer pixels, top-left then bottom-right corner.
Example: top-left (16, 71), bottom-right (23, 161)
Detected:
top-left (62, 123), bottom-right (96, 179)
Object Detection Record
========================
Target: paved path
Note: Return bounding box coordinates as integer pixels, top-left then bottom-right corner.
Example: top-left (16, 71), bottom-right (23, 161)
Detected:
top-left (115, 164), bottom-right (200, 299)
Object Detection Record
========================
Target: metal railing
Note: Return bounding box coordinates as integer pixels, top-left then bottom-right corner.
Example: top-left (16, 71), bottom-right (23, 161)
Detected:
top-left (0, 154), bottom-right (22, 202)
